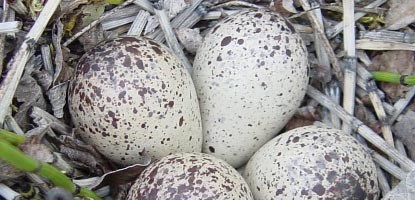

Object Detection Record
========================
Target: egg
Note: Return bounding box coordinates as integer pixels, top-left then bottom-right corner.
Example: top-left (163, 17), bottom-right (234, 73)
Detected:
top-left (68, 36), bottom-right (202, 165)
top-left (192, 9), bottom-right (309, 167)
top-left (243, 126), bottom-right (379, 199)
top-left (127, 153), bottom-right (254, 200)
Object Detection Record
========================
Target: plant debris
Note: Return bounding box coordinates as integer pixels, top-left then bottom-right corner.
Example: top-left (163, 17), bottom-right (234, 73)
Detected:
top-left (1, 0), bottom-right (415, 199)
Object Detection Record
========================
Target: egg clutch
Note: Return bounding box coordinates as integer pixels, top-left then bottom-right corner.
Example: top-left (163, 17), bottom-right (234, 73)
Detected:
top-left (68, 10), bottom-right (379, 199)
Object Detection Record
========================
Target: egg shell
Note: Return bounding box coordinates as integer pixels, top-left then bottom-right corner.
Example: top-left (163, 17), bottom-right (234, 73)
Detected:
top-left (68, 37), bottom-right (202, 165)
top-left (192, 9), bottom-right (309, 167)
top-left (127, 153), bottom-right (254, 200)
top-left (243, 126), bottom-right (379, 199)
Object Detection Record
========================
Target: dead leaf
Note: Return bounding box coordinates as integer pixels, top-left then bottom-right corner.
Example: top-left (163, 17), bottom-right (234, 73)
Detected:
top-left (386, 0), bottom-right (415, 30)
top-left (384, 169), bottom-right (415, 199)
top-left (19, 134), bottom-right (55, 164)
top-left (46, 82), bottom-right (68, 119)
top-left (78, 25), bottom-right (105, 51)
top-left (14, 75), bottom-right (47, 131)
top-left (176, 28), bottom-right (203, 54)
top-left (163, 0), bottom-right (190, 18)
top-left (52, 19), bottom-right (65, 85)
top-left (392, 111), bottom-right (415, 160)
top-left (355, 104), bottom-right (382, 134)
top-left (0, 160), bottom-right (24, 182)
top-left (370, 51), bottom-right (415, 102)
top-left (81, 2), bottom-right (106, 27)
top-left (90, 158), bottom-right (151, 190)
top-left (29, 106), bottom-right (72, 135)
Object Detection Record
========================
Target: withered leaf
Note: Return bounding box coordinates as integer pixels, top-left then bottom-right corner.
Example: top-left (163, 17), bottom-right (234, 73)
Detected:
top-left (384, 169), bottom-right (415, 199)
top-left (0, 160), bottom-right (24, 182)
top-left (14, 75), bottom-right (47, 131)
top-left (385, 0), bottom-right (415, 30)
top-left (19, 134), bottom-right (55, 164)
top-left (392, 111), bottom-right (415, 160)
top-left (46, 82), bottom-right (69, 119)
top-left (176, 28), bottom-right (203, 54)
top-left (90, 157), bottom-right (151, 190)
top-left (52, 19), bottom-right (65, 85)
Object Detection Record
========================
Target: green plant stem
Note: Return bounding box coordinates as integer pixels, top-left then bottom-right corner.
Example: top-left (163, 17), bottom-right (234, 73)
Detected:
top-left (371, 71), bottom-right (415, 85)
top-left (0, 128), bottom-right (26, 146)
top-left (0, 139), bottom-right (101, 200)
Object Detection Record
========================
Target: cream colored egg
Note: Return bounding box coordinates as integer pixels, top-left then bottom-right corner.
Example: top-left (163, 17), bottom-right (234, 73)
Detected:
top-left (243, 126), bottom-right (379, 199)
top-left (127, 153), bottom-right (254, 200)
top-left (68, 37), bottom-right (202, 165)
top-left (193, 10), bottom-right (309, 167)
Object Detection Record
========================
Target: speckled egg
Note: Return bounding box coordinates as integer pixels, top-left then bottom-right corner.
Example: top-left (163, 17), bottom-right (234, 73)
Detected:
top-left (192, 9), bottom-right (309, 167)
top-left (68, 37), bottom-right (202, 165)
top-left (127, 153), bottom-right (254, 200)
top-left (243, 126), bottom-right (379, 199)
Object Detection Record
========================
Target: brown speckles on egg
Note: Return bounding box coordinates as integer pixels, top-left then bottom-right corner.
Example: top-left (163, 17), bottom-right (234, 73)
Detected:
top-left (126, 153), bottom-right (254, 200)
top-left (68, 36), bottom-right (202, 165)
top-left (193, 10), bottom-right (309, 167)
top-left (243, 126), bottom-right (379, 199)
top-left (221, 36), bottom-right (232, 46)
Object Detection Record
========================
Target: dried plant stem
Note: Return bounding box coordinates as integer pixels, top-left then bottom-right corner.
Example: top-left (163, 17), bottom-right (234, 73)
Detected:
top-left (298, 0), bottom-right (342, 81)
top-left (211, 1), bottom-right (265, 9)
top-left (149, 0), bottom-right (204, 42)
top-left (0, 183), bottom-right (20, 200)
top-left (389, 86), bottom-right (415, 124)
top-left (341, 0), bottom-right (356, 134)
top-left (326, 0), bottom-right (387, 39)
top-left (325, 82), bottom-right (341, 129)
top-left (366, 81), bottom-right (395, 147)
top-left (0, 0), bottom-right (61, 125)
top-left (133, 0), bottom-right (155, 13)
top-left (375, 166), bottom-right (391, 196)
top-left (356, 39), bottom-right (415, 51)
top-left (321, 4), bottom-right (386, 14)
top-left (359, 30), bottom-right (415, 44)
top-left (310, 0), bottom-right (331, 82)
top-left (63, 0), bottom-right (135, 47)
top-left (307, 86), bottom-right (415, 171)
top-left (372, 152), bottom-right (407, 180)
top-left (0, 21), bottom-right (21, 33)
top-left (127, 10), bottom-right (150, 36)
top-left (154, 7), bottom-right (192, 73)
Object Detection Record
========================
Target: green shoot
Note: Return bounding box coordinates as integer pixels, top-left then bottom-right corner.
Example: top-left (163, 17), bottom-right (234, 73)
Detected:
top-left (0, 139), bottom-right (102, 200)
top-left (371, 71), bottom-right (415, 85)
top-left (0, 128), bottom-right (26, 146)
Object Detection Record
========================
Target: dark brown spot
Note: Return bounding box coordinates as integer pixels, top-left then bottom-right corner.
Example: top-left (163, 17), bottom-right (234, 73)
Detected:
top-left (237, 39), bottom-right (244, 45)
top-left (217, 56), bottom-right (222, 61)
top-left (136, 59), bottom-right (144, 70)
top-left (324, 154), bottom-right (332, 162)
top-left (312, 184), bottom-right (326, 196)
top-left (152, 46), bottom-right (162, 55)
top-left (209, 146), bottom-right (215, 153)
top-left (123, 56), bottom-right (131, 66)
top-left (168, 101), bottom-right (174, 108)
top-left (275, 188), bottom-right (285, 195)
top-left (286, 49), bottom-right (291, 57)
top-left (221, 36), bottom-right (232, 46)
top-left (179, 116), bottom-right (184, 126)
top-left (118, 91), bottom-right (126, 99)
top-left (254, 13), bottom-right (263, 18)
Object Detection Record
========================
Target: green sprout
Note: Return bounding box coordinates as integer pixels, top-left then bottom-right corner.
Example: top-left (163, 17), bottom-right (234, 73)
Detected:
top-left (0, 129), bottom-right (102, 200)
top-left (371, 71), bottom-right (415, 86)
